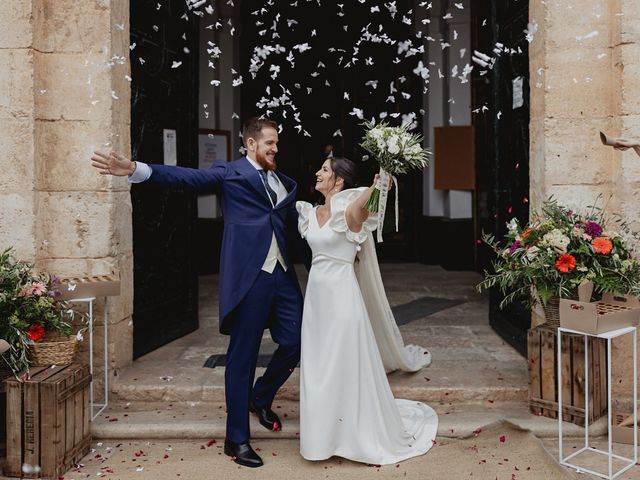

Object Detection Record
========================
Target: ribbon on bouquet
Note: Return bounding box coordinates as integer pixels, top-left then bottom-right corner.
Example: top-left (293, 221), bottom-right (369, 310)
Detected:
top-left (376, 168), bottom-right (399, 243)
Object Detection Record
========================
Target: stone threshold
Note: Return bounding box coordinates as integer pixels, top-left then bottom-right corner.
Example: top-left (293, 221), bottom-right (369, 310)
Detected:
top-left (91, 400), bottom-right (606, 440)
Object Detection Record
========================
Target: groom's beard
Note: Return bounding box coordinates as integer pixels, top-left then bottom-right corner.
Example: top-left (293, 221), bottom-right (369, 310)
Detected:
top-left (255, 150), bottom-right (277, 171)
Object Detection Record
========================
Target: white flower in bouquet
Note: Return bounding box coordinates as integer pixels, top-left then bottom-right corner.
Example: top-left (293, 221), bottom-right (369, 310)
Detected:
top-left (507, 218), bottom-right (519, 233)
top-left (526, 246), bottom-right (540, 259)
top-left (387, 135), bottom-right (401, 155)
top-left (541, 229), bottom-right (570, 254)
top-left (370, 127), bottom-right (384, 139)
top-left (360, 120), bottom-right (430, 241)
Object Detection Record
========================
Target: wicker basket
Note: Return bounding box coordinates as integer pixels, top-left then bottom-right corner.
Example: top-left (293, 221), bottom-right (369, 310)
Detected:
top-left (541, 290), bottom-right (580, 328)
top-left (29, 333), bottom-right (77, 367)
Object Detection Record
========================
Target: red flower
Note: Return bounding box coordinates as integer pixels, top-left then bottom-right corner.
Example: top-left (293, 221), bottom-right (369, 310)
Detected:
top-left (27, 325), bottom-right (45, 342)
top-left (555, 254), bottom-right (576, 273)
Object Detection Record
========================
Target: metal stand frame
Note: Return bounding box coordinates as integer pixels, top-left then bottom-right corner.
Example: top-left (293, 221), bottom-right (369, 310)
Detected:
top-left (558, 326), bottom-right (637, 479)
top-left (68, 297), bottom-right (108, 421)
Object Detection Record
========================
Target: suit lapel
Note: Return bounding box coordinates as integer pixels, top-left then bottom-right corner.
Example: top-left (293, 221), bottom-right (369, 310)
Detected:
top-left (234, 157), bottom-right (297, 209)
top-left (235, 157), bottom-right (271, 204)
top-left (274, 171), bottom-right (297, 210)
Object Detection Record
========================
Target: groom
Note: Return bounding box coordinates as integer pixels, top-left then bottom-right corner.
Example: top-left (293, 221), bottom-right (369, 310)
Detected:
top-left (91, 117), bottom-right (305, 468)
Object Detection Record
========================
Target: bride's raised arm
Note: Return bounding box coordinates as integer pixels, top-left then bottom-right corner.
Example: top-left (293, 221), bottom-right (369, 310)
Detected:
top-left (345, 175), bottom-right (381, 233)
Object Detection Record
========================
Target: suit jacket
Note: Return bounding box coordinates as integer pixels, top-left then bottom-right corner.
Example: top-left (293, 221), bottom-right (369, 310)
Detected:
top-left (148, 157), bottom-right (304, 334)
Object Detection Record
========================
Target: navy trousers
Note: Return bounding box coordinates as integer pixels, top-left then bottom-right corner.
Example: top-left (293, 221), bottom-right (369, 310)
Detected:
top-left (225, 264), bottom-right (303, 443)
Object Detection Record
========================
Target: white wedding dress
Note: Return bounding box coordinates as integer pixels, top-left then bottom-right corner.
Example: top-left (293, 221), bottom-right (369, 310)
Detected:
top-left (296, 188), bottom-right (438, 465)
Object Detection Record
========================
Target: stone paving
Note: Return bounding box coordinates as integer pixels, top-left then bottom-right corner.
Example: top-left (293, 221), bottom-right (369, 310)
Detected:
top-left (94, 264), bottom-right (601, 440)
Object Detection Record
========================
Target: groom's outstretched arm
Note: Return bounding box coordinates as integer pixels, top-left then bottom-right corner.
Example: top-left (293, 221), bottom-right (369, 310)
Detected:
top-left (149, 161), bottom-right (226, 194)
top-left (91, 150), bottom-right (226, 194)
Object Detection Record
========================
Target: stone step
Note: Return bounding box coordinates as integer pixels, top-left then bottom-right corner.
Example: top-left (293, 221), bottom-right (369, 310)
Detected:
top-left (91, 400), bottom-right (605, 440)
top-left (110, 364), bottom-right (529, 404)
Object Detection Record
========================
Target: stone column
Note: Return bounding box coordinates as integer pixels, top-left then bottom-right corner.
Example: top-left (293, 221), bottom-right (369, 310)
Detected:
top-left (0, 1), bottom-right (133, 383)
top-left (529, 0), bottom-right (616, 209)
top-left (0, 1), bottom-right (37, 260)
top-left (530, 0), bottom-right (640, 401)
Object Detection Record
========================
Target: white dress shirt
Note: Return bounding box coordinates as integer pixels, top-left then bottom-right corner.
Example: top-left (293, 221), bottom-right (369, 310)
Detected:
top-left (246, 156), bottom-right (288, 273)
top-left (128, 158), bottom-right (288, 273)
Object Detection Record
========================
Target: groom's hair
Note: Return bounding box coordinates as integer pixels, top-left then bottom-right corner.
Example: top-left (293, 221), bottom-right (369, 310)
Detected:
top-left (242, 117), bottom-right (279, 145)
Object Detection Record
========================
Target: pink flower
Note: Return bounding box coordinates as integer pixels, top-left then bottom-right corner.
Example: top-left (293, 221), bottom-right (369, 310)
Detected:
top-left (18, 286), bottom-right (31, 297)
top-left (31, 282), bottom-right (47, 296)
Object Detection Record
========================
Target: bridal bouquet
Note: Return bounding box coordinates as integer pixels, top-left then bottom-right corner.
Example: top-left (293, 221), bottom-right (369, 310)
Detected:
top-left (477, 198), bottom-right (640, 309)
top-left (360, 120), bottom-right (430, 242)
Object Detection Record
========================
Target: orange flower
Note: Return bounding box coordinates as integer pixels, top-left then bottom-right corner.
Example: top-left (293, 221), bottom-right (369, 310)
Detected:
top-left (592, 237), bottom-right (613, 255)
top-left (555, 254), bottom-right (577, 273)
top-left (521, 228), bottom-right (534, 241)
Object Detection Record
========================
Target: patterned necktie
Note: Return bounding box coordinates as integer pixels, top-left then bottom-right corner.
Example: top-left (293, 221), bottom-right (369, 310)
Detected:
top-left (258, 169), bottom-right (278, 205)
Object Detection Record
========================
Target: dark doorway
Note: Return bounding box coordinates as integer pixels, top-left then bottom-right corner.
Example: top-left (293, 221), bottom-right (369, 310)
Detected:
top-left (129, 0), bottom-right (200, 358)
top-left (472, 0), bottom-right (530, 355)
top-left (239, 0), bottom-right (423, 261)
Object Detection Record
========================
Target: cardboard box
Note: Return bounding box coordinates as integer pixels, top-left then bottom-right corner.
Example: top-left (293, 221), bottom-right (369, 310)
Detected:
top-left (56, 274), bottom-right (120, 300)
top-left (560, 293), bottom-right (640, 335)
top-left (612, 411), bottom-right (638, 445)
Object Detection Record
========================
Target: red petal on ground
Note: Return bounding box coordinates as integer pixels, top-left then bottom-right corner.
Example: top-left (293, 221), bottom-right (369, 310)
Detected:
top-left (206, 439), bottom-right (216, 447)
top-left (499, 435), bottom-right (506, 444)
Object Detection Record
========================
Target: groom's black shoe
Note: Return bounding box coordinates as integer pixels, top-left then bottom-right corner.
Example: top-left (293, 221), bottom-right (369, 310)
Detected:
top-left (224, 439), bottom-right (263, 468)
top-left (249, 400), bottom-right (282, 431)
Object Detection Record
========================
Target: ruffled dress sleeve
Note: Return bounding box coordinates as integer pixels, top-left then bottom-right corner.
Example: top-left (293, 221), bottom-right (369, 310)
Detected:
top-left (329, 187), bottom-right (378, 247)
top-left (296, 201), bottom-right (313, 239)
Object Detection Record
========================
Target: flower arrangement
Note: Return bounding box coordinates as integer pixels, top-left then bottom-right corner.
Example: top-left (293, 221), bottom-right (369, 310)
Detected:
top-left (0, 248), bottom-right (82, 376)
top-left (477, 198), bottom-right (640, 310)
top-left (359, 120), bottom-right (430, 241)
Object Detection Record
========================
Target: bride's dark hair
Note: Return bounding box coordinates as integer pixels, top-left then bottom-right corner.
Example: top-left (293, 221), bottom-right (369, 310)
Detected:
top-left (317, 157), bottom-right (358, 205)
top-left (330, 157), bottom-right (357, 190)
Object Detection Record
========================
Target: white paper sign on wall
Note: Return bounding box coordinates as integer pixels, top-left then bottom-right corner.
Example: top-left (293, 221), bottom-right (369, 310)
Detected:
top-left (512, 76), bottom-right (524, 110)
top-left (163, 129), bottom-right (177, 166)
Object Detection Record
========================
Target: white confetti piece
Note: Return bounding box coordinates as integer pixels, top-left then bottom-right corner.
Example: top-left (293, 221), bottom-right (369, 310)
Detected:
top-left (576, 30), bottom-right (599, 41)
top-left (171, 61), bottom-right (182, 69)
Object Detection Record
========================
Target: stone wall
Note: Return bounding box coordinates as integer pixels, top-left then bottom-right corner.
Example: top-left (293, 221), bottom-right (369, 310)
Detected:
top-left (0, 0), bottom-right (133, 380)
top-left (529, 0), bottom-right (640, 399)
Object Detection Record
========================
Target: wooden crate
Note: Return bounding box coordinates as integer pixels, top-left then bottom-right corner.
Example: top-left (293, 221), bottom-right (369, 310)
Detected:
top-left (4, 364), bottom-right (91, 479)
top-left (528, 325), bottom-right (607, 426)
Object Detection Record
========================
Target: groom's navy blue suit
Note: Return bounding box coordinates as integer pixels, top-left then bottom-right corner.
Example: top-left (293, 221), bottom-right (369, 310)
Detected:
top-left (147, 157), bottom-right (304, 443)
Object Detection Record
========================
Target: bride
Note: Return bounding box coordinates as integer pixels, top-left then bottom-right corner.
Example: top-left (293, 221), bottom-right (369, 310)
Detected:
top-left (296, 157), bottom-right (438, 465)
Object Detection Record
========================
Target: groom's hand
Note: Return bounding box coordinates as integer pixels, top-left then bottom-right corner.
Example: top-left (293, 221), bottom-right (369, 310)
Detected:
top-left (91, 151), bottom-right (136, 176)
